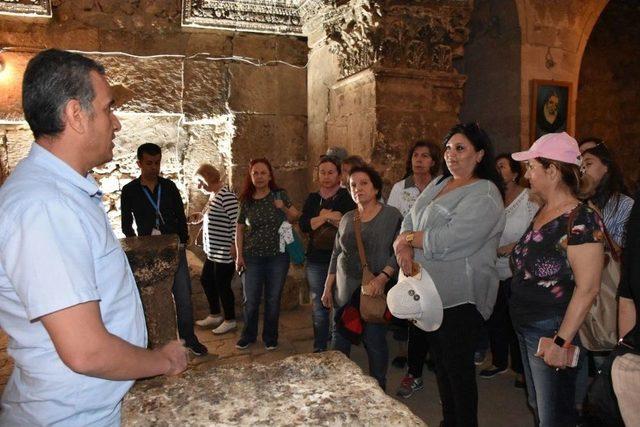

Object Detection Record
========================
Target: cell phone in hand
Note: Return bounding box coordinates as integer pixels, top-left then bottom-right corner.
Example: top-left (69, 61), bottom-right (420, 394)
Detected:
top-left (537, 337), bottom-right (580, 368)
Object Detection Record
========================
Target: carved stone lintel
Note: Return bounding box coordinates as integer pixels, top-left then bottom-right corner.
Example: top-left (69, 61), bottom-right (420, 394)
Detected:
top-left (324, 0), bottom-right (471, 79)
top-left (0, 0), bottom-right (51, 17)
top-left (182, 0), bottom-right (305, 35)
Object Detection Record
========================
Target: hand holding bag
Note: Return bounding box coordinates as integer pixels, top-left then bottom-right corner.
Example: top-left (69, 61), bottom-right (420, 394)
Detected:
top-left (354, 212), bottom-right (388, 324)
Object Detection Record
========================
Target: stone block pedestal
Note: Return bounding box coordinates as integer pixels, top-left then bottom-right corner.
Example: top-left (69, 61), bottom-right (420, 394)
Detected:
top-left (122, 351), bottom-right (425, 426)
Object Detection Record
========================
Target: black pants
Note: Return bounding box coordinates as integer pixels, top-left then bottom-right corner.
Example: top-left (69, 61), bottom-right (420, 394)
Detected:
top-left (428, 304), bottom-right (483, 427)
top-left (200, 259), bottom-right (236, 320)
top-left (408, 323), bottom-right (430, 378)
top-left (487, 278), bottom-right (522, 373)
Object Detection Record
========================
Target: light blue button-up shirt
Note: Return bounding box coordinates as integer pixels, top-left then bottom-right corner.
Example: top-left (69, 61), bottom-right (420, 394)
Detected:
top-left (0, 144), bottom-right (147, 426)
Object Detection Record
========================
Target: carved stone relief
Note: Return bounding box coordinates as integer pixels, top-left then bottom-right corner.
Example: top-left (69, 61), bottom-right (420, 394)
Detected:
top-left (0, 0), bottom-right (51, 17)
top-left (182, 0), bottom-right (304, 35)
top-left (324, 0), bottom-right (471, 79)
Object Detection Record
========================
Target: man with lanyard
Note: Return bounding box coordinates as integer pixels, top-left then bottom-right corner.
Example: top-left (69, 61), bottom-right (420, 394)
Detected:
top-left (121, 143), bottom-right (208, 356)
top-left (0, 49), bottom-right (187, 425)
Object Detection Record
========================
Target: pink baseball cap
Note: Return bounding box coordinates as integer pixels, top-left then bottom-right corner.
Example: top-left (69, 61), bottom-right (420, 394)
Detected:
top-left (512, 132), bottom-right (581, 166)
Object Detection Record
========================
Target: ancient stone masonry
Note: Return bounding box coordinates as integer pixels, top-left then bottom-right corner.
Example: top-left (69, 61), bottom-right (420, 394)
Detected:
top-left (0, 0), bottom-right (51, 17)
top-left (324, 0), bottom-right (471, 79)
top-left (183, 0), bottom-right (304, 35)
top-left (122, 351), bottom-right (425, 426)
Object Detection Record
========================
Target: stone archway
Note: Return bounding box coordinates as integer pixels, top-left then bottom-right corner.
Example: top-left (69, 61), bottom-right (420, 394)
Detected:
top-left (576, 0), bottom-right (640, 189)
top-left (458, 0), bottom-right (521, 154)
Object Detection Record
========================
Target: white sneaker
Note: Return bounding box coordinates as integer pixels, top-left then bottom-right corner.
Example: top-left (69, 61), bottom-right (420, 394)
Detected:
top-left (212, 320), bottom-right (237, 335)
top-left (195, 315), bottom-right (223, 328)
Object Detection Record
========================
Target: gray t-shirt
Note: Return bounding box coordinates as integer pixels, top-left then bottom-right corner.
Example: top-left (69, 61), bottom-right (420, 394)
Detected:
top-left (402, 176), bottom-right (505, 320)
top-left (329, 205), bottom-right (402, 308)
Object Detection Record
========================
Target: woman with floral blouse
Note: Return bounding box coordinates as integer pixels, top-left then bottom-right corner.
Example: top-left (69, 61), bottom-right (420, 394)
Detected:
top-left (509, 132), bottom-right (604, 427)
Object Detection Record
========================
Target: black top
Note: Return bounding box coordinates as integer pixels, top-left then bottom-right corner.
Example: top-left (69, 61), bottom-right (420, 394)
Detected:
top-left (619, 190), bottom-right (640, 346)
top-left (299, 188), bottom-right (356, 264)
top-left (510, 203), bottom-right (603, 326)
top-left (121, 177), bottom-right (189, 244)
top-left (237, 190), bottom-right (292, 257)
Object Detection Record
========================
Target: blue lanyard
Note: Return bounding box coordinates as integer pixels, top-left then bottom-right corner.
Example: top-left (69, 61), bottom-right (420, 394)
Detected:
top-left (142, 185), bottom-right (164, 228)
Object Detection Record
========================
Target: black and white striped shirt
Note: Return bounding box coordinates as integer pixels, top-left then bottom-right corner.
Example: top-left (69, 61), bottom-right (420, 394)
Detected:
top-left (203, 186), bottom-right (239, 263)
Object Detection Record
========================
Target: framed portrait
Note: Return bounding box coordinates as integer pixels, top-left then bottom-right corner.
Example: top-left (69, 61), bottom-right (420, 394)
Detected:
top-left (530, 80), bottom-right (573, 145)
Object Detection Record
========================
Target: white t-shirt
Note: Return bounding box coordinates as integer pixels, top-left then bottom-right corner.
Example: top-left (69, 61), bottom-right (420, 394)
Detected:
top-left (497, 189), bottom-right (539, 280)
top-left (388, 176), bottom-right (423, 217)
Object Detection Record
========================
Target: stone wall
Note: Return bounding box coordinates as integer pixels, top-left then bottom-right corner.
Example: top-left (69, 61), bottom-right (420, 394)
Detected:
top-left (575, 0), bottom-right (640, 189)
top-left (0, 0), bottom-right (308, 235)
top-left (514, 0), bottom-right (608, 148)
top-left (458, 0), bottom-right (522, 155)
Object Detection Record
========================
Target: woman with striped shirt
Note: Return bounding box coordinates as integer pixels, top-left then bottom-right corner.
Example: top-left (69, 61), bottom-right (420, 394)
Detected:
top-left (191, 164), bottom-right (239, 335)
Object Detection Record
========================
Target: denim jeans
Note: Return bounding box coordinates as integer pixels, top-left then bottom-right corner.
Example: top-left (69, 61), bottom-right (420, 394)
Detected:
top-left (515, 315), bottom-right (582, 427)
top-left (241, 253), bottom-right (290, 345)
top-left (306, 261), bottom-right (331, 352)
top-left (172, 248), bottom-right (198, 345)
top-left (332, 320), bottom-right (388, 390)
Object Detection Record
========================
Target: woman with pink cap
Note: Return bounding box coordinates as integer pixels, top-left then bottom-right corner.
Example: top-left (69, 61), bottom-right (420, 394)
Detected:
top-left (509, 132), bottom-right (604, 427)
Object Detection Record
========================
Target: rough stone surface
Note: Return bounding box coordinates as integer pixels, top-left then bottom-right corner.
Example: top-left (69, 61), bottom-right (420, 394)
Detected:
top-left (0, 125), bottom-right (33, 175)
top-left (121, 235), bottom-right (180, 348)
top-left (122, 351), bottom-right (425, 426)
top-left (576, 0), bottom-right (640, 189)
top-left (183, 58), bottom-right (230, 121)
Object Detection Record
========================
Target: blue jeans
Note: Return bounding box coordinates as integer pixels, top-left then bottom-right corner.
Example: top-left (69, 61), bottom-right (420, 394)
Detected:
top-left (241, 253), bottom-right (290, 345)
top-left (332, 319), bottom-right (388, 390)
top-left (306, 261), bottom-right (331, 352)
top-left (173, 248), bottom-right (198, 345)
top-left (515, 315), bottom-right (582, 427)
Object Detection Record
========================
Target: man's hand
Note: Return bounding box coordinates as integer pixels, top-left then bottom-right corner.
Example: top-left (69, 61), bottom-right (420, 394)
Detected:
top-left (158, 340), bottom-right (188, 376)
top-left (364, 275), bottom-right (387, 297)
top-left (321, 287), bottom-right (333, 309)
top-left (274, 199), bottom-right (285, 210)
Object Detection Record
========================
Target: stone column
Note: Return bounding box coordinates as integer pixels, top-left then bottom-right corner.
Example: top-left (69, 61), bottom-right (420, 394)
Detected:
top-left (318, 0), bottom-right (472, 193)
top-left (121, 235), bottom-right (180, 348)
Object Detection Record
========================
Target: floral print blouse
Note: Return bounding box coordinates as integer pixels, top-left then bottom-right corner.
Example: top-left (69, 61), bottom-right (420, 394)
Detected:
top-left (509, 202), bottom-right (604, 326)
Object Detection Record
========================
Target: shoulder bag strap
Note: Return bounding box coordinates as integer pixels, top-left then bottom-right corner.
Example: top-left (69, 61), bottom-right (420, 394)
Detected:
top-left (353, 212), bottom-right (369, 269)
top-left (586, 201), bottom-right (621, 262)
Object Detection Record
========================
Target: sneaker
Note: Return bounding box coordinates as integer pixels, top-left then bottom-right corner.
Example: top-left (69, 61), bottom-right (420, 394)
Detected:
top-left (474, 350), bottom-right (486, 366)
top-left (186, 340), bottom-right (209, 356)
top-left (265, 342), bottom-right (278, 351)
top-left (195, 314), bottom-right (224, 328)
top-left (212, 320), bottom-right (237, 335)
top-left (236, 337), bottom-right (254, 349)
top-left (479, 365), bottom-right (509, 378)
top-left (396, 374), bottom-right (424, 398)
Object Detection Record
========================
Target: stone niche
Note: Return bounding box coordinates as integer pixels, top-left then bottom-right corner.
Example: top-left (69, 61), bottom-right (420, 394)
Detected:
top-left (122, 351), bottom-right (425, 426)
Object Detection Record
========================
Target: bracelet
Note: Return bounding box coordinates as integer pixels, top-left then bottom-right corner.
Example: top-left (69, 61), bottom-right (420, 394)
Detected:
top-left (380, 270), bottom-right (392, 280)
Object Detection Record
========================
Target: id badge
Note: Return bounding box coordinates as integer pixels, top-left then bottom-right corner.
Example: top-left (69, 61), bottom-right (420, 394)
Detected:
top-left (151, 228), bottom-right (161, 236)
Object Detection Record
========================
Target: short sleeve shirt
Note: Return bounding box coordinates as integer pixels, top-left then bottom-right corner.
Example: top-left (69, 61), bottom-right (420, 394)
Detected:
top-left (238, 190), bottom-right (291, 257)
top-left (0, 144), bottom-right (147, 426)
top-left (509, 203), bottom-right (604, 326)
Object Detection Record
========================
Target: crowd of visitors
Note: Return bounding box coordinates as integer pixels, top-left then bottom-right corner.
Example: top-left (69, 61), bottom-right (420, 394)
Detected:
top-left (0, 48), bottom-right (638, 426)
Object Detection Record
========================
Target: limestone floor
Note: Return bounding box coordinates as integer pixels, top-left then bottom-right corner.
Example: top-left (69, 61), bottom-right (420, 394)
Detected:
top-left (0, 304), bottom-right (535, 426)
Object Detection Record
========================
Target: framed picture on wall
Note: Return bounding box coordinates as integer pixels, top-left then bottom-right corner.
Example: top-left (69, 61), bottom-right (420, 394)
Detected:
top-left (530, 80), bottom-right (573, 144)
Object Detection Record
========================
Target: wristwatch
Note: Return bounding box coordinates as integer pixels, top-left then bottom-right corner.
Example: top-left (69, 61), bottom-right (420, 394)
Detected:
top-left (405, 232), bottom-right (415, 244)
top-left (553, 334), bottom-right (569, 349)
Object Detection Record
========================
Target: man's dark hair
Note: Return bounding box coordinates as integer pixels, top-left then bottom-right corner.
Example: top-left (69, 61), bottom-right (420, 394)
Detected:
top-left (22, 49), bottom-right (105, 139)
top-left (137, 143), bottom-right (162, 160)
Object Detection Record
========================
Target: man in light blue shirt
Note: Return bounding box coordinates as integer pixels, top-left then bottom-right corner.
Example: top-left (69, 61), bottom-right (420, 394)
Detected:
top-left (0, 49), bottom-right (187, 426)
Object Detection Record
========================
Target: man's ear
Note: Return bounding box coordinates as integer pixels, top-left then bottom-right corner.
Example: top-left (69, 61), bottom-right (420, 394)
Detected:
top-left (62, 99), bottom-right (87, 134)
